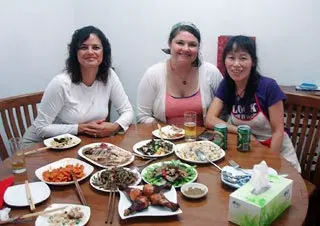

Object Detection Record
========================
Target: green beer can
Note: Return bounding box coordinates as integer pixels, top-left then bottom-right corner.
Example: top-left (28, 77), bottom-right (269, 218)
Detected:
top-left (213, 123), bottom-right (228, 150)
top-left (237, 125), bottom-right (251, 151)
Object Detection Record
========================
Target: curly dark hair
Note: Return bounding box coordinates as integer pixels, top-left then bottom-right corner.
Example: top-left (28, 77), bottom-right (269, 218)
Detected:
top-left (65, 25), bottom-right (111, 84)
top-left (222, 35), bottom-right (261, 114)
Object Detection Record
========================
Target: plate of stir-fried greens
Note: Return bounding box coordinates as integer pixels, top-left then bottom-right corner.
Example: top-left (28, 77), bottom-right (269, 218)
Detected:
top-left (133, 139), bottom-right (175, 158)
top-left (141, 160), bottom-right (197, 188)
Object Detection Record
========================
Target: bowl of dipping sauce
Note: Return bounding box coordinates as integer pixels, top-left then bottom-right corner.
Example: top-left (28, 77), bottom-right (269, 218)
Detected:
top-left (181, 182), bottom-right (208, 199)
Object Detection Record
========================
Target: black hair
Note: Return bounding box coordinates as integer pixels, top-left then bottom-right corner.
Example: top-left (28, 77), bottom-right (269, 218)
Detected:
top-left (65, 25), bottom-right (111, 84)
top-left (222, 35), bottom-right (261, 114)
top-left (163, 23), bottom-right (202, 67)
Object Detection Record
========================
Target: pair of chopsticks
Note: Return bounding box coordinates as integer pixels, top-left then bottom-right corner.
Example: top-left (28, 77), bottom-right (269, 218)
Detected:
top-left (70, 171), bottom-right (88, 206)
top-left (105, 180), bottom-right (117, 224)
top-left (24, 180), bottom-right (35, 212)
top-left (24, 146), bottom-right (51, 156)
top-left (0, 206), bottom-right (67, 225)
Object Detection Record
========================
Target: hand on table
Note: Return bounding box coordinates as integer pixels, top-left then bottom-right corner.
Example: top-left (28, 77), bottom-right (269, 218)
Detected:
top-left (78, 120), bottom-right (121, 138)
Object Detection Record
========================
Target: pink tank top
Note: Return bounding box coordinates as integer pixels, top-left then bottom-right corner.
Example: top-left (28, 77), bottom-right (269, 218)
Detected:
top-left (165, 90), bottom-right (203, 126)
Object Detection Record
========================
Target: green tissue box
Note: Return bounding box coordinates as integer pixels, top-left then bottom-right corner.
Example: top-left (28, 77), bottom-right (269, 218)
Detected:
top-left (228, 175), bottom-right (292, 226)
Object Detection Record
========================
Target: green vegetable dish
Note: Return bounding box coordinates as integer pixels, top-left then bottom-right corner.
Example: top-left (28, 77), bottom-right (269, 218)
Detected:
top-left (141, 160), bottom-right (197, 187)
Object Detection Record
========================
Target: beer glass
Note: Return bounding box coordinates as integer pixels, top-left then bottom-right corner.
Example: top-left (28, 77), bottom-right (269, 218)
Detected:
top-left (9, 137), bottom-right (26, 174)
top-left (184, 111), bottom-right (197, 142)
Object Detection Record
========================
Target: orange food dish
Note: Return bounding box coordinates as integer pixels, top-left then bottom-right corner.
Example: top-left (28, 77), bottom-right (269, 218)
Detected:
top-left (42, 164), bottom-right (85, 182)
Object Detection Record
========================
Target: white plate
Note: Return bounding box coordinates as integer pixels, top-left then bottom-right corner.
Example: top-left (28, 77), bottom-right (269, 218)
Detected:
top-left (181, 182), bottom-right (208, 199)
top-left (141, 161), bottom-right (198, 188)
top-left (133, 139), bottom-right (175, 158)
top-left (152, 125), bottom-right (185, 140)
top-left (118, 185), bottom-right (182, 219)
top-left (175, 141), bottom-right (225, 164)
top-left (90, 168), bottom-right (142, 192)
top-left (4, 182), bottom-right (50, 207)
top-left (221, 166), bottom-right (278, 189)
top-left (35, 158), bottom-right (94, 185)
top-left (35, 203), bottom-right (90, 226)
top-left (43, 133), bottom-right (81, 150)
top-left (78, 142), bottom-right (135, 168)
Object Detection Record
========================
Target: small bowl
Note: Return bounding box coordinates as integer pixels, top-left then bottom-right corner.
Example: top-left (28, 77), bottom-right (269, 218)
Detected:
top-left (181, 182), bottom-right (208, 199)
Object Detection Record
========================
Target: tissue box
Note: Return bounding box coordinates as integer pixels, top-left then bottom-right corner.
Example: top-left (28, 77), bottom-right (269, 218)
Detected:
top-left (228, 175), bottom-right (292, 226)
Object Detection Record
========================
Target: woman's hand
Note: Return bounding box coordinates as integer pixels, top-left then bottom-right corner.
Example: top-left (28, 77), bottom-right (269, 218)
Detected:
top-left (78, 119), bottom-right (121, 137)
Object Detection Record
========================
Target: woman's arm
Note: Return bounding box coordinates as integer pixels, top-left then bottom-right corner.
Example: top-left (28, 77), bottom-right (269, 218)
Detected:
top-left (205, 97), bottom-right (238, 133)
top-left (268, 100), bottom-right (284, 153)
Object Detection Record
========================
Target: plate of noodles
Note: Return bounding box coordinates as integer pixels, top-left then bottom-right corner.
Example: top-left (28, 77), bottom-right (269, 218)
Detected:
top-left (43, 133), bottom-right (81, 150)
top-left (35, 203), bottom-right (90, 226)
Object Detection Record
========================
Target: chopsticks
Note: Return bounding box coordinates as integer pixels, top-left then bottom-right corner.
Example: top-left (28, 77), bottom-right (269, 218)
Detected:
top-left (24, 146), bottom-right (51, 156)
top-left (0, 206), bottom-right (67, 225)
top-left (105, 177), bottom-right (117, 224)
top-left (24, 180), bottom-right (35, 212)
top-left (157, 123), bottom-right (164, 140)
top-left (70, 171), bottom-right (88, 206)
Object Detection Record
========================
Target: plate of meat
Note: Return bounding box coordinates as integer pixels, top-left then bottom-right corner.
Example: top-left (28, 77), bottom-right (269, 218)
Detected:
top-left (152, 125), bottom-right (185, 140)
top-left (118, 184), bottom-right (182, 219)
top-left (78, 143), bottom-right (134, 168)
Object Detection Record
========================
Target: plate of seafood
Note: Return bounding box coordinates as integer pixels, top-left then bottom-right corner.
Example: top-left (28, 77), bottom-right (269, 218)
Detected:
top-left (118, 184), bottom-right (182, 219)
top-left (35, 158), bottom-right (94, 185)
top-left (35, 203), bottom-right (90, 226)
top-left (78, 142), bottom-right (134, 168)
top-left (90, 167), bottom-right (142, 192)
top-left (141, 160), bottom-right (197, 188)
top-left (43, 134), bottom-right (81, 150)
top-left (175, 141), bottom-right (225, 164)
top-left (152, 125), bottom-right (185, 140)
top-left (133, 139), bottom-right (175, 158)
top-left (221, 166), bottom-right (277, 189)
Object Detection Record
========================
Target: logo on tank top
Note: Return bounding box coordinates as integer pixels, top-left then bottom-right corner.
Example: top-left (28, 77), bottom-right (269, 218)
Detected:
top-left (232, 102), bottom-right (258, 120)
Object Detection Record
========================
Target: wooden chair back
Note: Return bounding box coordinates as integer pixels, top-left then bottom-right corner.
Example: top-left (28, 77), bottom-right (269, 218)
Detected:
top-left (284, 92), bottom-right (320, 188)
top-left (0, 92), bottom-right (43, 159)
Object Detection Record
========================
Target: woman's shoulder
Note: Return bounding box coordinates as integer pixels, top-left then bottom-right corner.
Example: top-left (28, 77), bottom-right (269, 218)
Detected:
top-left (145, 61), bottom-right (166, 74)
top-left (47, 73), bottom-right (71, 89)
top-left (258, 75), bottom-right (280, 89)
top-left (199, 61), bottom-right (222, 77)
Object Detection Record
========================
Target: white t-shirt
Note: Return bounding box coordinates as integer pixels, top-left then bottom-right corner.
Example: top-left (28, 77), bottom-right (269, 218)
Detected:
top-left (23, 69), bottom-right (133, 143)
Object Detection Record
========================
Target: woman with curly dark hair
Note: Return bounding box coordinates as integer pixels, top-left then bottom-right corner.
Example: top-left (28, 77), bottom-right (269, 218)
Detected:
top-left (205, 35), bottom-right (300, 172)
top-left (23, 26), bottom-right (133, 144)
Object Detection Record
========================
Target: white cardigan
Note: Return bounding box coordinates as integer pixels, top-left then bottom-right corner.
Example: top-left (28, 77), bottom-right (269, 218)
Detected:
top-left (23, 69), bottom-right (133, 143)
top-left (137, 61), bottom-right (222, 123)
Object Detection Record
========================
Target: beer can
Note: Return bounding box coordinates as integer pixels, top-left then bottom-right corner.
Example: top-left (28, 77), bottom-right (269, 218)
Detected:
top-left (237, 125), bottom-right (251, 151)
top-left (213, 123), bottom-right (228, 150)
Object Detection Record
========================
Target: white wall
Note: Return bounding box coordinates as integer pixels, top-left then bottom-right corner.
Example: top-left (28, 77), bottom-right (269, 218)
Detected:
top-left (1, 0), bottom-right (320, 114)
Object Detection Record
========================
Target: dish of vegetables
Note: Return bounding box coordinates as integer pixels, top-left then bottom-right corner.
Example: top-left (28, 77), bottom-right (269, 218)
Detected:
top-left (141, 160), bottom-right (198, 187)
top-left (133, 139), bottom-right (175, 158)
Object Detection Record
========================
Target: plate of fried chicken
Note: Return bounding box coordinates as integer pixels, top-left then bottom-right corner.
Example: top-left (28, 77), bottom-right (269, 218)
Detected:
top-left (118, 184), bottom-right (182, 219)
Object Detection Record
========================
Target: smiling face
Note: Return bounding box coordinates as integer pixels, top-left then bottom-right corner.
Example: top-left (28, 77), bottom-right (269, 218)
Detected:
top-left (169, 31), bottom-right (199, 65)
top-left (77, 34), bottom-right (103, 69)
top-left (224, 47), bottom-right (253, 84)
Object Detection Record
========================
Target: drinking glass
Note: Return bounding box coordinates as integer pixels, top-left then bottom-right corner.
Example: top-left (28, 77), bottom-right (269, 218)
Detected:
top-left (9, 137), bottom-right (26, 174)
top-left (184, 111), bottom-right (197, 142)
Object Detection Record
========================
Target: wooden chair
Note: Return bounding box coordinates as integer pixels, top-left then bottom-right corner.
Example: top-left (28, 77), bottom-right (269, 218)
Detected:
top-left (284, 92), bottom-right (320, 195)
top-left (0, 91), bottom-right (43, 159)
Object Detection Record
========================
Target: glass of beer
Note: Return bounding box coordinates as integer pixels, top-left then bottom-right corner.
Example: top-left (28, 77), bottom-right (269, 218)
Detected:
top-left (184, 111), bottom-right (197, 142)
top-left (9, 137), bottom-right (26, 174)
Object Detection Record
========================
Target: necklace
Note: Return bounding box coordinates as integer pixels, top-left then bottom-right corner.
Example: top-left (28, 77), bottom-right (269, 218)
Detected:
top-left (169, 60), bottom-right (192, 85)
top-left (236, 88), bottom-right (246, 97)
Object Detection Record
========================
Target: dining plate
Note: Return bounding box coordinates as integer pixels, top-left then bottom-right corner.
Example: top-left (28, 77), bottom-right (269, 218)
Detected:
top-left (152, 125), bottom-right (185, 140)
top-left (90, 167), bottom-right (142, 192)
top-left (43, 133), bottom-right (81, 150)
top-left (175, 141), bottom-right (225, 164)
top-left (118, 185), bottom-right (182, 219)
top-left (141, 160), bottom-right (198, 188)
top-left (78, 142), bottom-right (134, 168)
top-left (35, 158), bottom-right (94, 185)
top-left (133, 139), bottom-right (175, 158)
top-left (4, 182), bottom-right (50, 207)
top-left (35, 203), bottom-right (90, 226)
top-left (221, 166), bottom-right (278, 189)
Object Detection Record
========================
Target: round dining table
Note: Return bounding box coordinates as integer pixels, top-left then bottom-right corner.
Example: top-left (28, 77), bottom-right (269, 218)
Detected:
top-left (0, 124), bottom-right (308, 225)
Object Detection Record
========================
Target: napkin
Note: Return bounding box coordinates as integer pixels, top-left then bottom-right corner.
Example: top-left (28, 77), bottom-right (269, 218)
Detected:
top-left (0, 176), bottom-right (14, 208)
top-left (0, 207), bottom-right (10, 221)
top-left (250, 161), bottom-right (271, 195)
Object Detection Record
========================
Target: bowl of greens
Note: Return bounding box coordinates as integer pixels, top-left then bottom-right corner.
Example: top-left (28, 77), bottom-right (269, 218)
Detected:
top-left (141, 160), bottom-right (197, 188)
